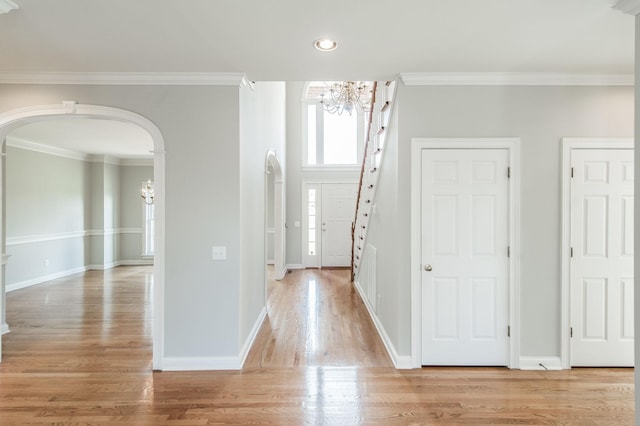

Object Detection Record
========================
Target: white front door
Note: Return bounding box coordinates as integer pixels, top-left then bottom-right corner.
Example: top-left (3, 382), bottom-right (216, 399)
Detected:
top-left (321, 183), bottom-right (357, 267)
top-left (421, 148), bottom-right (510, 366)
top-left (570, 148), bottom-right (634, 366)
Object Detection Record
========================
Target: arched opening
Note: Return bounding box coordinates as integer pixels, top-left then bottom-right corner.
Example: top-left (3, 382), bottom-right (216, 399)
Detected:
top-left (264, 150), bottom-right (285, 281)
top-left (0, 103), bottom-right (165, 369)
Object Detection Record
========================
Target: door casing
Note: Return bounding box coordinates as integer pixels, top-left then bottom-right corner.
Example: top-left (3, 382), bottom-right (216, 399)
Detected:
top-left (410, 138), bottom-right (521, 369)
top-left (560, 138), bottom-right (634, 369)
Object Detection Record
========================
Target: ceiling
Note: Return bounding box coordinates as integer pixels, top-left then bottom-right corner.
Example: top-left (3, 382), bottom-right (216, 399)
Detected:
top-left (0, 0), bottom-right (634, 81)
top-left (8, 119), bottom-right (154, 160)
top-left (0, 0), bottom-right (635, 158)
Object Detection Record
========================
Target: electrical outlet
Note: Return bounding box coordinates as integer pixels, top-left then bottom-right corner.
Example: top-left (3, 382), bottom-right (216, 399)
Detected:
top-left (212, 246), bottom-right (227, 260)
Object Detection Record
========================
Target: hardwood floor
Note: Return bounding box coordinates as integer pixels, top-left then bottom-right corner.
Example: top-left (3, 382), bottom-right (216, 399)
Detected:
top-left (0, 266), bottom-right (634, 425)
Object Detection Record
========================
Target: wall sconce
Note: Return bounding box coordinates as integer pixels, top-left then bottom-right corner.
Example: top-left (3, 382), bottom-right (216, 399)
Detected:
top-left (141, 180), bottom-right (154, 205)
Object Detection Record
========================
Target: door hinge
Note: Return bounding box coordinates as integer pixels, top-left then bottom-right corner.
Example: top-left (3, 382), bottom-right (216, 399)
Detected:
top-left (570, 327), bottom-right (573, 338)
top-left (507, 246), bottom-right (511, 258)
top-left (507, 325), bottom-right (511, 337)
top-left (570, 247), bottom-right (574, 258)
top-left (507, 167), bottom-right (511, 179)
top-left (571, 167), bottom-right (574, 178)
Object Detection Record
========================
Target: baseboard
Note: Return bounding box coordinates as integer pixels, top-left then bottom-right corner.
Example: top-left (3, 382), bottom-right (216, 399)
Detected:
top-left (118, 259), bottom-right (154, 266)
top-left (87, 262), bottom-right (119, 271)
top-left (7, 261), bottom-right (152, 292)
top-left (239, 307), bottom-right (267, 368)
top-left (285, 264), bottom-right (304, 270)
top-left (1, 322), bottom-right (9, 335)
top-left (162, 356), bottom-right (242, 371)
top-left (519, 356), bottom-right (563, 370)
top-left (7, 266), bottom-right (87, 292)
top-left (353, 279), bottom-right (412, 369)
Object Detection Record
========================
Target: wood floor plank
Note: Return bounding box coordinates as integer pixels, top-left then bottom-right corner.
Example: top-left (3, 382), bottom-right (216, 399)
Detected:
top-left (0, 266), bottom-right (634, 425)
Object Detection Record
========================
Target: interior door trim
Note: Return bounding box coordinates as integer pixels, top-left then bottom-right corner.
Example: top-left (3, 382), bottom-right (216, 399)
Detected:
top-left (560, 138), bottom-right (634, 369)
top-left (410, 138), bottom-right (521, 369)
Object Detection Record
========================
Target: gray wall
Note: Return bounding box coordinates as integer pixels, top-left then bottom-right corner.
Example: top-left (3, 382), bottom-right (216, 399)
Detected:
top-left (239, 82), bottom-right (286, 349)
top-left (5, 144), bottom-right (154, 287)
top-left (363, 83), bottom-right (634, 359)
top-left (5, 146), bottom-right (90, 284)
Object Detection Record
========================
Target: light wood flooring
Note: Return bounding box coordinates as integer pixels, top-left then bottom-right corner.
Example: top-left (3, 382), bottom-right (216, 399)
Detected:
top-left (0, 266), bottom-right (634, 425)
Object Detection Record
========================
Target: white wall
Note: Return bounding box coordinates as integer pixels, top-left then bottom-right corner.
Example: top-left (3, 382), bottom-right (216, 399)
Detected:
top-left (363, 83), bottom-right (634, 360)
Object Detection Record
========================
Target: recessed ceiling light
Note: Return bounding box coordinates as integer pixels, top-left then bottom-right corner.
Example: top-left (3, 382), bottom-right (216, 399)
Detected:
top-left (314, 38), bottom-right (338, 52)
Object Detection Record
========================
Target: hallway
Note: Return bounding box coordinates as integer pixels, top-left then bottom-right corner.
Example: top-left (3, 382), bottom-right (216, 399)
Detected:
top-left (0, 266), bottom-right (634, 425)
top-left (245, 267), bottom-right (392, 368)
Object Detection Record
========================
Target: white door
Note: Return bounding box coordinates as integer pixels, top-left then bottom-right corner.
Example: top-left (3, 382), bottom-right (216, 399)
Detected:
top-left (570, 149), bottom-right (634, 366)
top-left (321, 183), bottom-right (357, 267)
top-left (421, 149), bottom-right (510, 366)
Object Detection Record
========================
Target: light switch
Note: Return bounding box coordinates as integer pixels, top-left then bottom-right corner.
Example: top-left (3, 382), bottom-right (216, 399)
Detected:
top-left (212, 246), bottom-right (227, 260)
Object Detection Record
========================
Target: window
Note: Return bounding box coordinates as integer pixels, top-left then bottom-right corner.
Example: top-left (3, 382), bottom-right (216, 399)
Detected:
top-left (302, 81), bottom-right (368, 168)
top-left (142, 181), bottom-right (155, 257)
top-left (306, 104), bottom-right (359, 166)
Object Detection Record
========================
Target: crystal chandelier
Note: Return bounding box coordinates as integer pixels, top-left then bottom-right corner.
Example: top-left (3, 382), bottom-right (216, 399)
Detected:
top-left (141, 180), bottom-right (154, 205)
top-left (320, 81), bottom-right (372, 116)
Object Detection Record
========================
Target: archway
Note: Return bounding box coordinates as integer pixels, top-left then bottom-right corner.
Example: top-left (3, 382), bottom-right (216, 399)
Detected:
top-left (0, 103), bottom-right (165, 369)
top-left (265, 150), bottom-right (285, 280)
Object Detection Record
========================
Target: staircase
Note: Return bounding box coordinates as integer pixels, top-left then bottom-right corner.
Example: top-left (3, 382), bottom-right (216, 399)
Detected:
top-left (351, 80), bottom-right (397, 280)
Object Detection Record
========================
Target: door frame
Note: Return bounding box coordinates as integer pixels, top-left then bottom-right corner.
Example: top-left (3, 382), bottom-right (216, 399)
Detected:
top-left (0, 103), bottom-right (165, 369)
top-left (301, 179), bottom-right (358, 268)
top-left (560, 137), bottom-right (634, 369)
top-left (410, 138), bottom-right (521, 369)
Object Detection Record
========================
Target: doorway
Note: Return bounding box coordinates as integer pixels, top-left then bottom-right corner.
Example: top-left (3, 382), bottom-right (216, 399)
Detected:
top-left (411, 138), bottom-right (521, 368)
top-left (0, 103), bottom-right (165, 368)
top-left (302, 182), bottom-right (357, 268)
top-left (561, 138), bottom-right (634, 367)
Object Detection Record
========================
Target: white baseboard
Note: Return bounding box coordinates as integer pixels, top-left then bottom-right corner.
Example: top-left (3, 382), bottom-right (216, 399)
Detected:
top-left (162, 356), bottom-right (242, 371)
top-left (1, 322), bottom-right (9, 335)
top-left (239, 307), bottom-right (266, 368)
top-left (353, 279), bottom-right (412, 369)
top-left (118, 259), bottom-right (154, 266)
top-left (7, 266), bottom-right (87, 292)
top-left (519, 356), bottom-right (563, 370)
top-left (285, 264), bottom-right (304, 270)
top-left (7, 261), bottom-right (153, 292)
top-left (87, 262), bottom-right (119, 271)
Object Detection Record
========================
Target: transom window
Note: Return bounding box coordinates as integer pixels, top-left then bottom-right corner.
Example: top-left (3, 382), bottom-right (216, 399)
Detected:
top-left (303, 81), bottom-right (369, 167)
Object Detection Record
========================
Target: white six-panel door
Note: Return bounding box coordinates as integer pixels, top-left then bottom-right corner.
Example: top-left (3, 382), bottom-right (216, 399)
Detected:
top-left (570, 149), bottom-right (634, 366)
top-left (421, 148), bottom-right (510, 366)
top-left (320, 183), bottom-right (357, 267)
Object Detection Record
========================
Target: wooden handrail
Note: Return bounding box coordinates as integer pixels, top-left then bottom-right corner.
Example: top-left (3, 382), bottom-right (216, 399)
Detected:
top-left (351, 81), bottom-right (378, 281)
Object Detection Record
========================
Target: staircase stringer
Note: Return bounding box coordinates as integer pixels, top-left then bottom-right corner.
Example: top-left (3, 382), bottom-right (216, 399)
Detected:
top-left (351, 79), bottom-right (398, 281)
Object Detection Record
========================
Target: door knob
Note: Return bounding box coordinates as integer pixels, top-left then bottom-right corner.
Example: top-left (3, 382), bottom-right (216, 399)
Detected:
top-left (424, 264), bottom-right (433, 272)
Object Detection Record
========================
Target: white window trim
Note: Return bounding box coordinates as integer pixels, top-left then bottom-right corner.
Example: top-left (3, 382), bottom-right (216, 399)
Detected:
top-left (301, 100), bottom-right (366, 169)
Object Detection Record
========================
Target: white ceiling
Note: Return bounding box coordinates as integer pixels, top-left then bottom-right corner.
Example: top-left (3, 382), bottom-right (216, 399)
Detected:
top-left (0, 0), bottom-right (634, 81)
top-left (0, 0), bottom-right (635, 158)
top-left (8, 119), bottom-right (154, 159)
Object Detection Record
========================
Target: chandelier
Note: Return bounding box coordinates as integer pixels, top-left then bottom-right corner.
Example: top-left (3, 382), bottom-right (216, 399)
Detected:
top-left (141, 180), bottom-right (154, 205)
top-left (320, 81), bottom-right (372, 116)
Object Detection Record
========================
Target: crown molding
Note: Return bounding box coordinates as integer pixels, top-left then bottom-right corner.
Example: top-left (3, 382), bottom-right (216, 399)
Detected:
top-left (0, 0), bottom-right (18, 14)
top-left (613, 0), bottom-right (640, 15)
top-left (6, 137), bottom-right (153, 164)
top-left (7, 136), bottom-right (89, 161)
top-left (400, 72), bottom-right (634, 86)
top-left (0, 72), bottom-right (247, 86)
